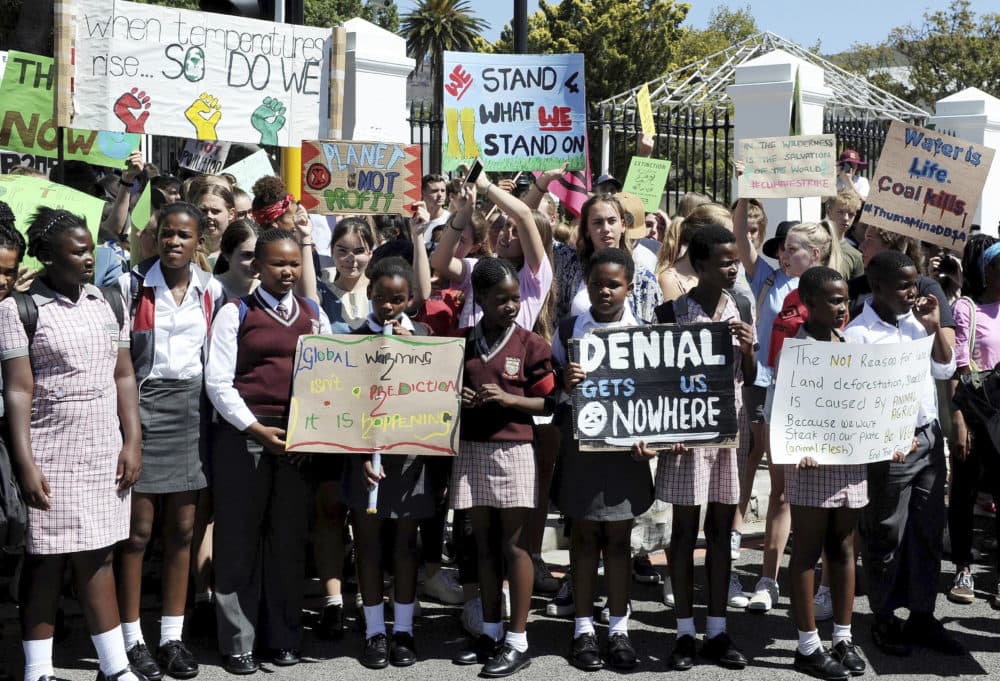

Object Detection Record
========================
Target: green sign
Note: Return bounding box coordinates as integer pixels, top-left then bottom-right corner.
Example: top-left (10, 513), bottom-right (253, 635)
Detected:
top-left (0, 174), bottom-right (107, 271)
top-left (622, 156), bottom-right (672, 213)
top-left (0, 51), bottom-right (140, 167)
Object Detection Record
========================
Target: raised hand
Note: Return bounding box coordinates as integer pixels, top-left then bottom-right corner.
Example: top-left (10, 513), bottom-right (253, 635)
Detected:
top-left (185, 93), bottom-right (222, 140)
top-left (113, 88), bottom-right (151, 133)
top-left (251, 96), bottom-right (287, 145)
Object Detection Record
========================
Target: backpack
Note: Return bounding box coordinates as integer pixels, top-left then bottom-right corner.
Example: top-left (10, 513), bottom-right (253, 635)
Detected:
top-left (12, 286), bottom-right (126, 343)
top-left (653, 290), bottom-right (753, 325)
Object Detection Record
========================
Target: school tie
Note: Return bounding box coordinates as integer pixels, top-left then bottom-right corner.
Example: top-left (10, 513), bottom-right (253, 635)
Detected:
top-left (275, 303), bottom-right (290, 321)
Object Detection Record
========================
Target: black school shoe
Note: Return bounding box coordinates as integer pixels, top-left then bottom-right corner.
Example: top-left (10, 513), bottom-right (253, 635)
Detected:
top-left (221, 653), bottom-right (259, 676)
top-left (480, 643), bottom-right (531, 677)
top-left (96, 668), bottom-right (149, 681)
top-left (699, 632), bottom-right (748, 670)
top-left (830, 640), bottom-right (866, 675)
top-left (389, 632), bottom-right (417, 667)
top-left (268, 649), bottom-right (300, 667)
top-left (453, 635), bottom-right (502, 665)
top-left (569, 633), bottom-right (602, 671)
top-left (903, 614), bottom-right (965, 655)
top-left (668, 635), bottom-right (696, 671)
top-left (316, 603), bottom-right (345, 640)
top-left (361, 634), bottom-right (389, 669)
top-left (793, 648), bottom-right (849, 681)
top-left (156, 641), bottom-right (199, 679)
top-left (870, 615), bottom-right (911, 657)
top-left (604, 633), bottom-right (638, 671)
top-left (126, 643), bottom-right (163, 681)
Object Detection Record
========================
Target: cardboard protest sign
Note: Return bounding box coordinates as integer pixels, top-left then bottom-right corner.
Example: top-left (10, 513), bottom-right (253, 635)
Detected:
top-left (769, 336), bottom-right (933, 464)
top-left (179, 139), bottom-right (231, 174)
top-left (862, 120), bottom-right (995, 250)
top-left (0, 174), bottom-right (106, 270)
top-left (636, 83), bottom-right (655, 139)
top-left (286, 334), bottom-right (465, 456)
top-left (569, 323), bottom-right (738, 451)
top-left (622, 156), bottom-right (671, 212)
top-left (736, 134), bottom-right (837, 198)
top-left (222, 150), bottom-right (275, 198)
top-left (300, 140), bottom-right (422, 215)
top-left (1, 151), bottom-right (59, 176)
top-left (0, 51), bottom-right (140, 166)
top-left (441, 51), bottom-right (587, 172)
top-left (73, 0), bottom-right (332, 145)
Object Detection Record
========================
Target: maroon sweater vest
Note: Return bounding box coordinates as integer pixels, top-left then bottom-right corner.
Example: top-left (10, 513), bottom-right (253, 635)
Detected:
top-left (234, 292), bottom-right (317, 420)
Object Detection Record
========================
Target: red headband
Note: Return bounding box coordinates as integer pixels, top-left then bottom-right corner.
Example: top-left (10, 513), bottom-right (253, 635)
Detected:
top-left (251, 193), bottom-right (294, 225)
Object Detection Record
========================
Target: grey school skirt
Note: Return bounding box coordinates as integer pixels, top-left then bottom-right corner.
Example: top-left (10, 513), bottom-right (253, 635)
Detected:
top-left (136, 376), bottom-right (208, 494)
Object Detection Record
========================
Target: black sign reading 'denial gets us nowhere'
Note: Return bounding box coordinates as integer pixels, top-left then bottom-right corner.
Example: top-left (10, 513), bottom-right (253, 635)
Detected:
top-left (568, 323), bottom-right (737, 451)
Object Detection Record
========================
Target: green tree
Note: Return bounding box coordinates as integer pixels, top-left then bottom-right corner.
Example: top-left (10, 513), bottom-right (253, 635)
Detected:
top-left (492, 0), bottom-right (690, 104)
top-left (669, 5), bottom-right (758, 78)
top-left (836, 0), bottom-right (1000, 108)
top-left (402, 0), bottom-right (489, 172)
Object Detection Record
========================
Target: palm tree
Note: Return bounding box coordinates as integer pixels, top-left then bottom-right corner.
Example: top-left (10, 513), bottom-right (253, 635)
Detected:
top-left (402, 0), bottom-right (488, 172)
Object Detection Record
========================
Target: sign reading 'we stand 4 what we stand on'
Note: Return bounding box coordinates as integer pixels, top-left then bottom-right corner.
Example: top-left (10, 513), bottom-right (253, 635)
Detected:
top-left (300, 140), bottom-right (422, 215)
top-left (569, 323), bottom-right (738, 451)
top-left (286, 334), bottom-right (465, 456)
top-left (441, 51), bottom-right (587, 172)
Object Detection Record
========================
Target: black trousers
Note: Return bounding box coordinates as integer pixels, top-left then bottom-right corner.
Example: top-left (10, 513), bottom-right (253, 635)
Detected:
top-left (948, 419), bottom-right (1000, 570)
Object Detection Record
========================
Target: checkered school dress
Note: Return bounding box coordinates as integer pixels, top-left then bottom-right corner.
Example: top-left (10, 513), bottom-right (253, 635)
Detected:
top-left (0, 284), bottom-right (131, 555)
top-left (784, 464), bottom-right (868, 509)
top-left (451, 440), bottom-right (537, 510)
top-left (655, 295), bottom-right (751, 507)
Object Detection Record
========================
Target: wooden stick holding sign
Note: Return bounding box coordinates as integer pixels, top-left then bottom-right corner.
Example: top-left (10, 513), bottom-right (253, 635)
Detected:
top-left (569, 323), bottom-right (738, 450)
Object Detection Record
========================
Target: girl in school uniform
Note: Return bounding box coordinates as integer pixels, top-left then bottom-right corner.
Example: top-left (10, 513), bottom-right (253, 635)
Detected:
top-left (213, 219), bottom-right (259, 299)
top-left (115, 203), bottom-right (226, 680)
top-left (319, 217), bottom-right (375, 332)
top-left (637, 224), bottom-right (756, 671)
top-left (1, 208), bottom-right (142, 681)
top-left (189, 184), bottom-right (237, 270)
top-left (553, 248), bottom-right (653, 672)
top-left (344, 256), bottom-right (435, 670)
top-left (781, 267), bottom-right (867, 681)
top-left (451, 258), bottom-right (556, 677)
top-left (205, 228), bottom-right (328, 674)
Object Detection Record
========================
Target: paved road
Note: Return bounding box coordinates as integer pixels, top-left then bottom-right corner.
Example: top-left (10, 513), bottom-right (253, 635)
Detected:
top-left (2, 532), bottom-right (998, 681)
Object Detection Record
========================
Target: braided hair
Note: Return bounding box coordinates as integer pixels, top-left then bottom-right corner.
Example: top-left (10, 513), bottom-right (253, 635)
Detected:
top-left (254, 227), bottom-right (298, 259)
top-left (366, 256), bottom-right (415, 295)
top-left (26, 208), bottom-right (88, 261)
top-left (0, 201), bottom-right (25, 262)
top-left (157, 202), bottom-right (208, 235)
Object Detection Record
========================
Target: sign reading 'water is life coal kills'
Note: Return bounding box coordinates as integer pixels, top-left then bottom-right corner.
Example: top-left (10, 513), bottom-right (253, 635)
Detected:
top-left (569, 323), bottom-right (737, 451)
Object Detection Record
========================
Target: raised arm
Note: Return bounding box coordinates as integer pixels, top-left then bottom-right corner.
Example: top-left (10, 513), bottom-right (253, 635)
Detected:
top-left (474, 172), bottom-right (545, 274)
top-left (99, 151), bottom-right (145, 243)
top-left (294, 204), bottom-right (319, 303)
top-left (521, 163), bottom-right (569, 210)
top-left (733, 195), bottom-right (759, 278)
top-left (408, 205), bottom-right (432, 307)
top-left (430, 186), bottom-right (475, 282)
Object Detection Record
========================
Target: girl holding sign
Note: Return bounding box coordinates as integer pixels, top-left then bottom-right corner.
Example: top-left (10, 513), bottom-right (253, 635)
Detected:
top-left (779, 267), bottom-right (867, 680)
top-left (451, 258), bottom-right (556, 677)
top-left (636, 225), bottom-right (756, 671)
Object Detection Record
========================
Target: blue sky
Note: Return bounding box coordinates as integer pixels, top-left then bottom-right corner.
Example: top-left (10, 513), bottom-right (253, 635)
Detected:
top-left (395, 1), bottom-right (996, 55)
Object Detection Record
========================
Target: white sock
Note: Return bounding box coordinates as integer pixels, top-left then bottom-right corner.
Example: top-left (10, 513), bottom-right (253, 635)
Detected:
top-left (706, 616), bottom-right (726, 640)
top-left (121, 619), bottom-right (144, 649)
top-left (609, 614), bottom-right (629, 636)
top-left (194, 592), bottom-right (213, 604)
top-left (323, 594), bottom-right (344, 608)
top-left (798, 629), bottom-right (822, 655)
top-left (23, 638), bottom-right (54, 681)
top-left (483, 621), bottom-right (503, 642)
top-left (574, 617), bottom-right (595, 638)
top-left (676, 617), bottom-right (696, 638)
top-left (505, 629), bottom-right (528, 653)
top-left (816, 585), bottom-right (831, 596)
top-left (364, 604), bottom-right (386, 639)
top-left (832, 623), bottom-right (852, 647)
top-left (91, 626), bottom-right (134, 678)
top-left (394, 600), bottom-right (415, 634)
top-left (158, 615), bottom-right (184, 647)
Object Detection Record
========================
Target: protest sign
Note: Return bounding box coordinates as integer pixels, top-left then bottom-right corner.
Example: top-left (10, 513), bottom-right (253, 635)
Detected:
top-left (622, 156), bottom-right (671, 212)
top-left (736, 134), bottom-right (837, 198)
top-left (769, 336), bottom-right (933, 465)
top-left (73, 0), bottom-right (332, 145)
top-left (300, 140), bottom-right (422, 215)
top-left (862, 120), bottom-right (995, 250)
top-left (179, 139), bottom-right (231, 174)
top-left (0, 174), bottom-right (106, 270)
top-left (569, 323), bottom-right (737, 451)
top-left (221, 150), bottom-right (275, 198)
top-left (441, 51), bottom-right (587, 172)
top-left (0, 151), bottom-right (59, 176)
top-left (0, 51), bottom-right (140, 166)
top-left (286, 333), bottom-right (465, 456)
top-left (636, 83), bottom-right (655, 140)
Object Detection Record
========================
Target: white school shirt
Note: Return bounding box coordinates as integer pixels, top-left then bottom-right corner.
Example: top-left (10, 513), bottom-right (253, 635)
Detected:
top-left (364, 312), bottom-right (417, 334)
top-left (843, 300), bottom-right (955, 429)
top-left (551, 306), bottom-right (640, 368)
top-left (206, 289), bottom-right (331, 431)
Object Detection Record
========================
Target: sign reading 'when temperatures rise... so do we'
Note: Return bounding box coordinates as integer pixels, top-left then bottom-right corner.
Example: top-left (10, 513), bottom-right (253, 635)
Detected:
top-left (569, 323), bottom-right (738, 451)
top-left (286, 334), bottom-right (465, 456)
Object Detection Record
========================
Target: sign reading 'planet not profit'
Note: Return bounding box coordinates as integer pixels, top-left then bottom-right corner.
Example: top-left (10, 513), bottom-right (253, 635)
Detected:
top-left (286, 334), bottom-right (465, 456)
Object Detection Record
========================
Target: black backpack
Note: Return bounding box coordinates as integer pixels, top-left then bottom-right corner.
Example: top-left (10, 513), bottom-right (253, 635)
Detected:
top-left (11, 286), bottom-right (125, 342)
